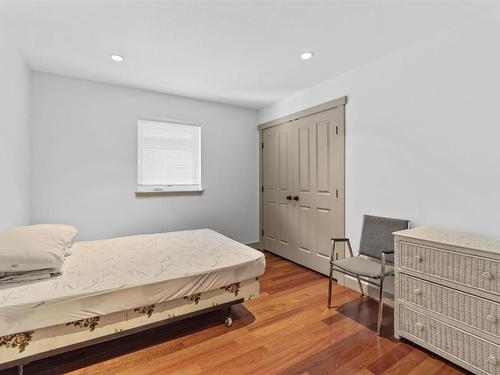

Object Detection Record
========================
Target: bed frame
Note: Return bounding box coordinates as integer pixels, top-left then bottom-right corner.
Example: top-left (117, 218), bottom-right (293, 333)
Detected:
top-left (0, 278), bottom-right (259, 375)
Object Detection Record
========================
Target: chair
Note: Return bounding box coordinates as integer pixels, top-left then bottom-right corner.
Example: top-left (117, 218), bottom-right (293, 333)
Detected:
top-left (328, 215), bottom-right (410, 335)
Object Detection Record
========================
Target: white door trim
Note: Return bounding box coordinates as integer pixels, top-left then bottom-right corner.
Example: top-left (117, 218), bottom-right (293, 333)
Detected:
top-left (257, 96), bottom-right (347, 131)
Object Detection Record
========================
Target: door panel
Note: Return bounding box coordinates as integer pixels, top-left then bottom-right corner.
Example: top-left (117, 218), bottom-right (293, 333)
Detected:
top-left (316, 121), bottom-right (330, 192)
top-left (278, 133), bottom-right (288, 190)
top-left (262, 123), bottom-right (294, 258)
top-left (292, 107), bottom-right (345, 277)
top-left (298, 205), bottom-right (312, 253)
top-left (278, 202), bottom-right (290, 245)
top-left (316, 207), bottom-right (332, 258)
top-left (298, 127), bottom-right (311, 192)
top-left (263, 131), bottom-right (277, 250)
top-left (263, 132), bottom-right (277, 191)
top-left (295, 108), bottom-right (344, 278)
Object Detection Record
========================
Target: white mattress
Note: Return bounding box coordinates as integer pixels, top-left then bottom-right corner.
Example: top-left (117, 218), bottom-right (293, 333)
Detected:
top-left (0, 229), bottom-right (265, 336)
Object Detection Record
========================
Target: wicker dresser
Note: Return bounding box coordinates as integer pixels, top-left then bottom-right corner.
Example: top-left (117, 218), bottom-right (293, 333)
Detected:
top-left (394, 226), bottom-right (500, 375)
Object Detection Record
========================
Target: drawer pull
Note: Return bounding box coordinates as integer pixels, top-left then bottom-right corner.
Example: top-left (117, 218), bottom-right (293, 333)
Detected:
top-left (488, 356), bottom-right (497, 365)
top-left (413, 288), bottom-right (422, 296)
top-left (483, 271), bottom-right (493, 280)
top-left (486, 315), bottom-right (497, 323)
top-left (414, 255), bottom-right (423, 262)
top-left (415, 322), bottom-right (424, 330)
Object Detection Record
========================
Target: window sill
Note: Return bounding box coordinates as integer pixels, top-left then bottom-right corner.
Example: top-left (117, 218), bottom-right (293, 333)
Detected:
top-left (135, 186), bottom-right (204, 196)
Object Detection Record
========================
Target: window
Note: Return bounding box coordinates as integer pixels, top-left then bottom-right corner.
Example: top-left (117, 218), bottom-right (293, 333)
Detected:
top-left (137, 118), bottom-right (202, 193)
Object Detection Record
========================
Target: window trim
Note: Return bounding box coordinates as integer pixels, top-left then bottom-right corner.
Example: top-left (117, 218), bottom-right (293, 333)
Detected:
top-left (137, 116), bottom-right (203, 194)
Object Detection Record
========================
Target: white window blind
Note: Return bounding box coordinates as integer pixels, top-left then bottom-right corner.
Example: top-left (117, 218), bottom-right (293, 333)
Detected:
top-left (137, 118), bottom-right (202, 193)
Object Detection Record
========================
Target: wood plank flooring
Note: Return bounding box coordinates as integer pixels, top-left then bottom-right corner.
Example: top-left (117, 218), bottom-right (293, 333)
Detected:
top-left (1, 252), bottom-right (466, 375)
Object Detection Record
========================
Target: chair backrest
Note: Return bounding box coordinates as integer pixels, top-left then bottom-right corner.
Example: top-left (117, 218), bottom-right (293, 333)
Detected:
top-left (359, 215), bottom-right (410, 262)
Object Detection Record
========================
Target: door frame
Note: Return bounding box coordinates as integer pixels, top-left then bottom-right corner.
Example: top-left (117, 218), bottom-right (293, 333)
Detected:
top-left (258, 96), bottom-right (347, 281)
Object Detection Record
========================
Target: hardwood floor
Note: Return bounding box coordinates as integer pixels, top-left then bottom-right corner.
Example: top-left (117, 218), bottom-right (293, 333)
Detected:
top-left (2, 252), bottom-right (466, 375)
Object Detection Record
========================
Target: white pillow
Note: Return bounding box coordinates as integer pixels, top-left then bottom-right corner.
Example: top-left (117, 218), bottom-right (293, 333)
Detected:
top-left (0, 224), bottom-right (78, 272)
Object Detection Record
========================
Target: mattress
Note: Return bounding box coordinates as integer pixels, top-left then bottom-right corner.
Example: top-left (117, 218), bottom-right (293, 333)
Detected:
top-left (0, 229), bottom-right (265, 336)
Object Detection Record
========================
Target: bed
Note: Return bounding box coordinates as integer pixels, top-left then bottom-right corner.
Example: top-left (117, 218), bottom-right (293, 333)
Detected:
top-left (0, 229), bottom-right (265, 373)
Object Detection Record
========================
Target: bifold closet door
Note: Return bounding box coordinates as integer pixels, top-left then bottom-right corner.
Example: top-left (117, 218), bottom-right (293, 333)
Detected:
top-left (261, 123), bottom-right (294, 259)
top-left (261, 106), bottom-right (345, 279)
top-left (291, 108), bottom-right (345, 277)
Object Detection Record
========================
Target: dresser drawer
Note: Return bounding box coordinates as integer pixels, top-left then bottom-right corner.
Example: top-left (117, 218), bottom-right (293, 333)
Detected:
top-left (400, 274), bottom-right (500, 337)
top-left (399, 306), bottom-right (500, 375)
top-left (399, 241), bottom-right (500, 295)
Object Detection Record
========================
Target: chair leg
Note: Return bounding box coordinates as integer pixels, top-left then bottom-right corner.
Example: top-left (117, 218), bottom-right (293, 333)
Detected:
top-left (224, 306), bottom-right (233, 327)
top-left (356, 276), bottom-right (364, 295)
top-left (328, 263), bottom-right (334, 308)
top-left (377, 276), bottom-right (384, 336)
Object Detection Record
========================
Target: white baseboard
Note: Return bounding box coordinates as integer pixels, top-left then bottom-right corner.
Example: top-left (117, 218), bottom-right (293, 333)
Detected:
top-left (343, 275), bottom-right (394, 307)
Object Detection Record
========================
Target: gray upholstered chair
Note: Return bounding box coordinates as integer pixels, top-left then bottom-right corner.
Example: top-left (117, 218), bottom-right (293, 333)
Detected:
top-left (328, 215), bottom-right (410, 335)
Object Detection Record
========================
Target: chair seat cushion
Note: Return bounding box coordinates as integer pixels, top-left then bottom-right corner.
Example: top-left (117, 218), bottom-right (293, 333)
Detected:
top-left (332, 256), bottom-right (394, 279)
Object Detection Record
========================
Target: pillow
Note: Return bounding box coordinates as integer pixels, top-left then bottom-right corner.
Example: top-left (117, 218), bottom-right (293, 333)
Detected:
top-left (0, 267), bottom-right (62, 284)
top-left (64, 240), bottom-right (74, 257)
top-left (0, 224), bottom-right (78, 273)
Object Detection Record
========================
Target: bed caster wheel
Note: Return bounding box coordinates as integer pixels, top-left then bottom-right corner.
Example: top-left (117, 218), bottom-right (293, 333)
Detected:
top-left (224, 316), bottom-right (233, 327)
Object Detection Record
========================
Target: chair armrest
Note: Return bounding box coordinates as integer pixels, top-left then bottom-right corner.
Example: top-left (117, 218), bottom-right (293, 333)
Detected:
top-left (380, 251), bottom-right (395, 277)
top-left (331, 238), bottom-right (354, 259)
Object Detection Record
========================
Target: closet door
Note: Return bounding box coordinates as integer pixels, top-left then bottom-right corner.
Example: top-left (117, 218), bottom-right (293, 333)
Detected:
top-left (291, 107), bottom-right (345, 277)
top-left (260, 105), bottom-right (345, 279)
top-left (261, 123), bottom-right (294, 259)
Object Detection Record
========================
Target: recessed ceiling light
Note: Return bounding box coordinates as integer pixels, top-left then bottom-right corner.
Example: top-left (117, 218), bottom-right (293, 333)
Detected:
top-left (110, 54), bottom-right (124, 62)
top-left (301, 52), bottom-right (314, 60)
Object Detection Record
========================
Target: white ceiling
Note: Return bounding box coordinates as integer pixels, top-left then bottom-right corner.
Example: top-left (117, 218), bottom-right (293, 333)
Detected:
top-left (0, 1), bottom-right (497, 109)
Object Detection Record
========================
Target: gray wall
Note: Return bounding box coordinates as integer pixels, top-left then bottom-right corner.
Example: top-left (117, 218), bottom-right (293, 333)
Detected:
top-left (0, 31), bottom-right (31, 231)
top-left (31, 72), bottom-right (259, 243)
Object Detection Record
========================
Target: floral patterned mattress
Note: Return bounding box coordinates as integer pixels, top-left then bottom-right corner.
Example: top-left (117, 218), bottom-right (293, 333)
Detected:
top-left (0, 229), bottom-right (265, 336)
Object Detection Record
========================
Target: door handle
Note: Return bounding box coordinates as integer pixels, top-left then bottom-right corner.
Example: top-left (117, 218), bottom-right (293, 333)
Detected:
top-left (286, 195), bottom-right (292, 200)
top-left (293, 196), bottom-right (299, 201)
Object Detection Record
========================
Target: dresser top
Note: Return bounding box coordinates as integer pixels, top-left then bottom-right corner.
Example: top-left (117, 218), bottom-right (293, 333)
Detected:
top-left (394, 226), bottom-right (500, 255)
